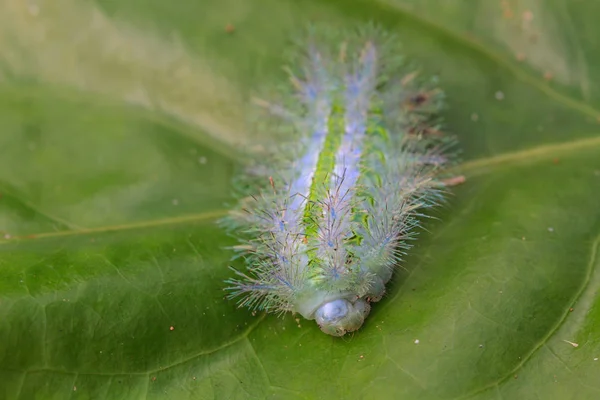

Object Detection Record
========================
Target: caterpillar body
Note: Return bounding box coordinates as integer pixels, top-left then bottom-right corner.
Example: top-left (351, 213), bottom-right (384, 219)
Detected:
top-left (221, 25), bottom-right (458, 337)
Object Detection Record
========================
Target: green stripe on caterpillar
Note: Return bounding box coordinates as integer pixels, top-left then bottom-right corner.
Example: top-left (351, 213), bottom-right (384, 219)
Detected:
top-left (220, 24), bottom-right (462, 337)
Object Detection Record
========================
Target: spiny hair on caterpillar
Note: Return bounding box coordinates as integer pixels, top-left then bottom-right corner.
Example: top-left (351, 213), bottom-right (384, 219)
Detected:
top-left (220, 24), bottom-right (459, 337)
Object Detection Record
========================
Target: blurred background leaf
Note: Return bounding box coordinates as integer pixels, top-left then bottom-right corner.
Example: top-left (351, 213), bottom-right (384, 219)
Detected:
top-left (0, 0), bottom-right (599, 399)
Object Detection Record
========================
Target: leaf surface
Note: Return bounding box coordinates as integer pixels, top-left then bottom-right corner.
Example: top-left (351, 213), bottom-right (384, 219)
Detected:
top-left (1, 0), bottom-right (599, 399)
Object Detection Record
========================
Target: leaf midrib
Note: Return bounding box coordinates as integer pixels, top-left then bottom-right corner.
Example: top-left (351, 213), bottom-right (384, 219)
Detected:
top-left (2, 133), bottom-right (598, 244)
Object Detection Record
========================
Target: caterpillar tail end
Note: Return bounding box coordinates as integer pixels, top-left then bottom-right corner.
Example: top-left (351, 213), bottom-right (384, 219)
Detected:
top-left (314, 298), bottom-right (371, 337)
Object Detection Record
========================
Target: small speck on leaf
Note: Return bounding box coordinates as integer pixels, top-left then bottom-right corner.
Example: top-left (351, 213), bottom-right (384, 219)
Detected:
top-left (495, 91), bottom-right (505, 100)
top-left (28, 4), bottom-right (40, 16)
top-left (169, 326), bottom-right (175, 331)
top-left (414, 339), bottom-right (420, 344)
top-left (563, 340), bottom-right (579, 348)
top-left (529, 33), bottom-right (539, 44)
top-left (501, 2), bottom-right (513, 18)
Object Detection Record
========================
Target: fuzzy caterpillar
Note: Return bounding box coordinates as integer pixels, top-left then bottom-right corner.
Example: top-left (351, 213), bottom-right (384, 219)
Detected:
top-left (221, 25), bottom-right (458, 337)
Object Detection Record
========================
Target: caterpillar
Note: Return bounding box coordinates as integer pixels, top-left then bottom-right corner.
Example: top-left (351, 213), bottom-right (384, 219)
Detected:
top-left (221, 25), bottom-right (459, 337)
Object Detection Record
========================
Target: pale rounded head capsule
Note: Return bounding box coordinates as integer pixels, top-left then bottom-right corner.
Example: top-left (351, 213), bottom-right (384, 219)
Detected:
top-left (314, 298), bottom-right (371, 337)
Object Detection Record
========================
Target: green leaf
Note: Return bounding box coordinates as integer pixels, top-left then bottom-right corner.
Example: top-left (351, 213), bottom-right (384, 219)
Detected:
top-left (1, 0), bottom-right (599, 399)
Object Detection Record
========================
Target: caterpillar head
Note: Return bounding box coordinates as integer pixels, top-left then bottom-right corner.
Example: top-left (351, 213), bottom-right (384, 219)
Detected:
top-left (314, 297), bottom-right (371, 337)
